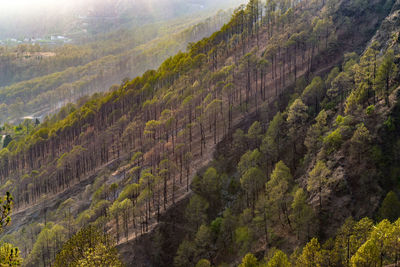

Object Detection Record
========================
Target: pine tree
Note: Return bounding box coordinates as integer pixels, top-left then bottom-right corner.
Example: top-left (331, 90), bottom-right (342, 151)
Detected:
top-left (261, 112), bottom-right (286, 174)
top-left (266, 161), bottom-right (293, 227)
top-left (239, 253), bottom-right (258, 267)
top-left (0, 243), bottom-right (22, 267)
top-left (287, 99), bottom-right (308, 168)
top-left (304, 109), bottom-right (328, 155)
top-left (297, 238), bottom-right (323, 267)
top-left (379, 191), bottom-right (400, 222)
top-left (76, 243), bottom-right (124, 267)
top-left (241, 166), bottom-right (265, 215)
top-left (267, 250), bottom-right (291, 267)
top-left (328, 72), bottom-right (353, 112)
top-left (302, 76), bottom-right (325, 113)
top-left (350, 123), bottom-right (371, 163)
top-left (290, 188), bottom-right (314, 241)
top-left (376, 49), bottom-right (398, 107)
top-left (350, 239), bottom-right (380, 267)
top-left (185, 195), bottom-right (209, 231)
top-left (307, 161), bottom-right (331, 214)
top-left (195, 259), bottom-right (211, 267)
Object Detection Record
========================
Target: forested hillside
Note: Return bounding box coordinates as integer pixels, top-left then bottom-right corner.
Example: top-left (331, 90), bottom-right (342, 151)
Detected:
top-left (0, 9), bottom-right (234, 124)
top-left (0, 0), bottom-right (399, 266)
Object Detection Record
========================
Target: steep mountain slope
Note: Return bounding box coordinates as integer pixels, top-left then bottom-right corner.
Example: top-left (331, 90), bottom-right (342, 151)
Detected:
top-left (117, 2), bottom-right (400, 265)
top-left (298, 0), bottom-right (400, 234)
top-left (0, 0), bottom-right (399, 266)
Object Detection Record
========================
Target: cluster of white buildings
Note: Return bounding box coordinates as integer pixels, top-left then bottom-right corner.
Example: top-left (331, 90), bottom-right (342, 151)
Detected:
top-left (0, 36), bottom-right (72, 46)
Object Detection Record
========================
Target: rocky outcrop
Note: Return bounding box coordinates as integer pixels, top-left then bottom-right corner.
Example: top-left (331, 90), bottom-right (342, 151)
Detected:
top-left (369, 0), bottom-right (400, 55)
